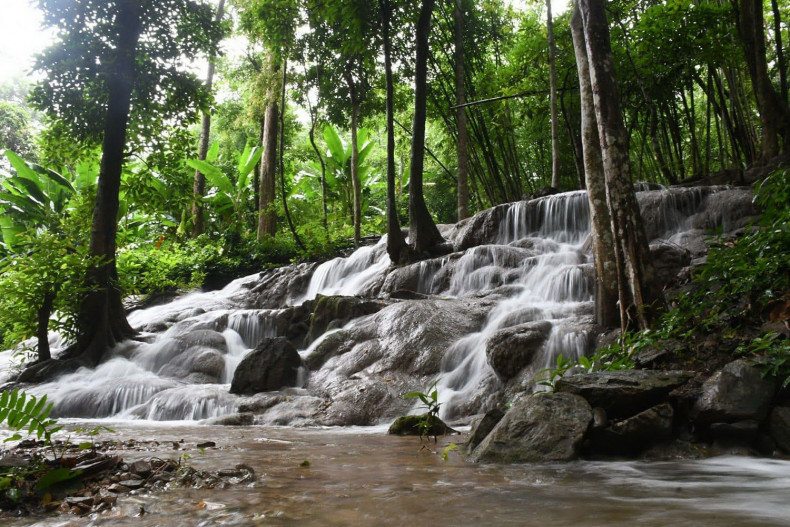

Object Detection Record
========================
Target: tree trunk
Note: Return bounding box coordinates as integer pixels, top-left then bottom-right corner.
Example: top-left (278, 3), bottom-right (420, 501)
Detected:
top-left (570, 5), bottom-right (619, 328)
top-left (455, 0), bottom-right (470, 221)
top-left (278, 58), bottom-right (304, 251)
top-left (36, 291), bottom-right (55, 362)
top-left (734, 0), bottom-right (790, 159)
top-left (771, 0), bottom-right (787, 103)
top-left (381, 0), bottom-right (407, 263)
top-left (257, 65), bottom-right (279, 241)
top-left (578, 0), bottom-right (666, 331)
top-left (191, 0), bottom-right (225, 238)
top-left (409, 0), bottom-right (446, 256)
top-left (347, 72), bottom-right (363, 247)
top-left (75, 0), bottom-right (140, 365)
top-left (548, 0), bottom-right (561, 189)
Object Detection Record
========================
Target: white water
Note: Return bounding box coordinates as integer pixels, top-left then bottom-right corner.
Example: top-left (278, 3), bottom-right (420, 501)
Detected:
top-left (2, 186), bottom-right (752, 424)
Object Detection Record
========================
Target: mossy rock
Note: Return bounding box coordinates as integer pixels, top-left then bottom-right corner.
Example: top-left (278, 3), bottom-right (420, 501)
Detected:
top-left (388, 414), bottom-right (455, 437)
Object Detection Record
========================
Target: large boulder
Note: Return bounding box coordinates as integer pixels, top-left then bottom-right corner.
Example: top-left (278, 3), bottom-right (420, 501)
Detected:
top-left (452, 203), bottom-right (509, 251)
top-left (466, 408), bottom-right (505, 453)
top-left (554, 370), bottom-right (693, 418)
top-left (472, 393), bottom-right (592, 463)
top-left (691, 360), bottom-right (776, 425)
top-left (230, 338), bottom-right (303, 395)
top-left (485, 321), bottom-right (553, 380)
top-left (590, 403), bottom-right (674, 455)
top-left (649, 242), bottom-right (691, 286)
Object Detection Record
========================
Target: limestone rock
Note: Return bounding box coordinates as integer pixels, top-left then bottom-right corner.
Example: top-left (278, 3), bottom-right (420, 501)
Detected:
top-left (555, 370), bottom-right (693, 418)
top-left (472, 393), bottom-right (592, 463)
top-left (230, 338), bottom-right (302, 395)
top-left (307, 295), bottom-right (385, 345)
top-left (769, 406), bottom-right (790, 452)
top-left (691, 360), bottom-right (776, 425)
top-left (590, 403), bottom-right (674, 455)
top-left (649, 242), bottom-right (691, 286)
top-left (388, 414), bottom-right (454, 437)
top-left (467, 408), bottom-right (505, 453)
top-left (485, 321), bottom-right (552, 380)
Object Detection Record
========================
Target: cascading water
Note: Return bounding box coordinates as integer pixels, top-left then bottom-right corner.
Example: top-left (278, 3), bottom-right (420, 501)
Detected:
top-left (1, 185), bottom-right (755, 426)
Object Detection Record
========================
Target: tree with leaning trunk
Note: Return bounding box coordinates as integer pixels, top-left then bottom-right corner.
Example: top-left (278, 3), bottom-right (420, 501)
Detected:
top-left (28, 0), bottom-right (223, 372)
top-left (573, 0), bottom-right (665, 330)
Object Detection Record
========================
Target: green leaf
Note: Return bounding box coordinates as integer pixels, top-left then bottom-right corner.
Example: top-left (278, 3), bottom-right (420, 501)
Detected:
top-left (35, 468), bottom-right (81, 492)
top-left (186, 159), bottom-right (233, 196)
top-left (206, 141), bottom-right (220, 164)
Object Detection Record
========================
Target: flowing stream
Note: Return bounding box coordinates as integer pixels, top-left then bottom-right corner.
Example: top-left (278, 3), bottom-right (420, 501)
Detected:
top-left (4, 422), bottom-right (790, 526)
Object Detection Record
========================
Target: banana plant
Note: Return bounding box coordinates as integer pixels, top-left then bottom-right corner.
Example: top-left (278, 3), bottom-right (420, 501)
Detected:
top-left (318, 124), bottom-right (377, 221)
top-left (186, 143), bottom-right (262, 235)
top-left (0, 150), bottom-right (77, 250)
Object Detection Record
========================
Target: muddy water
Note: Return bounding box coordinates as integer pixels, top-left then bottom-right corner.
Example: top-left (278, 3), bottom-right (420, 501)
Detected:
top-left (6, 422), bottom-right (790, 526)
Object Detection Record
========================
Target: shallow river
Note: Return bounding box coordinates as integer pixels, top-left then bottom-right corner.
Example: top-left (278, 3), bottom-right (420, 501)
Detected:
top-left (5, 422), bottom-right (790, 526)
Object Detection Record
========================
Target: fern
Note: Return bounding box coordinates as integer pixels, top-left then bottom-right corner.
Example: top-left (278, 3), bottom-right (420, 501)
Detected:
top-left (0, 389), bottom-right (61, 445)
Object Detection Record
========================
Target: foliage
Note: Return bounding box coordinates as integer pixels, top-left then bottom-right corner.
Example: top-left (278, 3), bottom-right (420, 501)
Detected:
top-left (0, 389), bottom-right (61, 445)
top-left (403, 379), bottom-right (443, 440)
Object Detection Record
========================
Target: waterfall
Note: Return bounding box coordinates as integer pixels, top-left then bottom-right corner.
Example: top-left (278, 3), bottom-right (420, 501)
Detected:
top-left (5, 186), bottom-right (754, 424)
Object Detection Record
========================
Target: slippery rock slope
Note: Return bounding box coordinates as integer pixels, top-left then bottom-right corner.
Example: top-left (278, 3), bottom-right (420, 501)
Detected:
top-left (11, 185), bottom-right (758, 425)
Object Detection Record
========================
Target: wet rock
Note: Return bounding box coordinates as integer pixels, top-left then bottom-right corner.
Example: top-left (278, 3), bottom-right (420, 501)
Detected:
top-left (203, 413), bottom-right (255, 426)
top-left (691, 360), bottom-right (776, 425)
top-left (129, 460), bottom-right (152, 478)
top-left (769, 406), bottom-right (790, 452)
top-left (485, 321), bottom-right (552, 380)
top-left (196, 441), bottom-right (217, 449)
top-left (649, 242), bottom-right (691, 286)
top-left (230, 338), bottom-right (303, 395)
top-left (317, 379), bottom-right (411, 426)
top-left (388, 414), bottom-right (454, 436)
top-left (590, 403), bottom-right (674, 456)
top-left (173, 330), bottom-right (228, 353)
top-left (249, 262), bottom-right (318, 309)
top-left (466, 408), bottom-right (505, 453)
top-left (118, 479), bottom-right (144, 490)
top-left (453, 203), bottom-right (509, 251)
top-left (710, 420), bottom-right (760, 441)
top-left (307, 295), bottom-right (386, 345)
top-left (555, 370), bottom-right (693, 418)
top-left (472, 393), bottom-right (592, 463)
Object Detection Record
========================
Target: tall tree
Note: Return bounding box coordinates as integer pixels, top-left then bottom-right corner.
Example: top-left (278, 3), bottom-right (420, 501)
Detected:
top-left (455, 0), bottom-right (470, 221)
top-left (732, 0), bottom-right (790, 159)
top-left (575, 0), bottom-right (665, 330)
top-left (192, 0), bottom-right (226, 237)
top-left (409, 0), bottom-right (446, 256)
top-left (29, 0), bottom-right (223, 369)
top-left (380, 0), bottom-right (408, 262)
top-left (570, 4), bottom-right (618, 328)
top-left (547, 0), bottom-right (561, 189)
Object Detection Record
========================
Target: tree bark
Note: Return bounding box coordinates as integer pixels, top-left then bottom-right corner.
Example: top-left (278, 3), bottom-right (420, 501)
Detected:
top-left (381, 0), bottom-right (407, 263)
top-left (346, 71), bottom-right (363, 247)
top-left (455, 0), bottom-right (470, 221)
top-left (257, 64), bottom-right (279, 241)
top-left (191, 0), bottom-right (225, 238)
top-left (771, 0), bottom-right (787, 103)
top-left (570, 5), bottom-right (619, 328)
top-left (409, 0), bottom-right (446, 256)
top-left (734, 0), bottom-right (790, 159)
top-left (548, 0), bottom-right (561, 189)
top-left (75, 0), bottom-right (140, 364)
top-left (36, 291), bottom-right (55, 362)
top-left (577, 0), bottom-right (666, 331)
top-left (278, 58), bottom-right (304, 251)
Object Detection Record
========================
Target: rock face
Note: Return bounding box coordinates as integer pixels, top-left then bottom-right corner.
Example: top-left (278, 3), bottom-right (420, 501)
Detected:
top-left (472, 393), bottom-right (592, 463)
top-left (230, 338), bottom-right (303, 395)
top-left (485, 321), bottom-right (553, 380)
top-left (466, 408), bottom-right (505, 453)
top-left (590, 403), bottom-right (674, 455)
top-left (649, 242), bottom-right (691, 286)
top-left (769, 407), bottom-right (790, 452)
top-left (307, 295), bottom-right (386, 345)
top-left (387, 414), bottom-right (454, 437)
top-left (555, 370), bottom-right (693, 418)
top-left (692, 360), bottom-right (776, 425)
